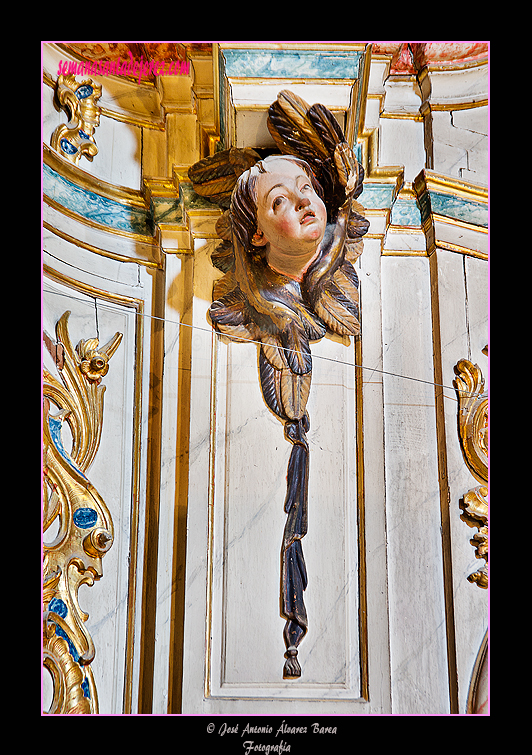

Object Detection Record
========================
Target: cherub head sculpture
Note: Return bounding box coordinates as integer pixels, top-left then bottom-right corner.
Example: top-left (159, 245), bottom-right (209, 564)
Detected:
top-left (231, 155), bottom-right (327, 281)
top-left (188, 90), bottom-right (369, 679)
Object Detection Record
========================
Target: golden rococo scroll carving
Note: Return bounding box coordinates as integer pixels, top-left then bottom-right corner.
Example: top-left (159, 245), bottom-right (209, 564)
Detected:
top-left (43, 311), bottom-right (122, 714)
top-left (454, 351), bottom-right (488, 589)
top-left (51, 75), bottom-right (102, 165)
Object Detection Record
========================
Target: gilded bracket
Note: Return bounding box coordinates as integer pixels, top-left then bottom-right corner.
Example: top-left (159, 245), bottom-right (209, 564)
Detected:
top-left (453, 352), bottom-right (488, 589)
top-left (51, 75), bottom-right (102, 165)
top-left (43, 311), bottom-right (122, 713)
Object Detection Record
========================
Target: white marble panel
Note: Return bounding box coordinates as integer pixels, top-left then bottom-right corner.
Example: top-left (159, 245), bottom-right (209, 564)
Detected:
top-left (208, 334), bottom-right (360, 698)
top-left (464, 256), bottom-right (489, 366)
top-left (383, 229), bottom-right (427, 253)
top-left (379, 118), bottom-right (426, 183)
top-left (434, 219), bottom-right (488, 256)
top-left (381, 255), bottom-right (450, 714)
top-left (43, 202), bottom-right (157, 268)
top-left (429, 65), bottom-right (488, 109)
top-left (181, 240), bottom-right (377, 714)
top-left (86, 115), bottom-right (142, 190)
top-left (228, 83), bottom-right (351, 149)
top-left (383, 77), bottom-right (422, 114)
top-left (229, 82), bottom-right (353, 110)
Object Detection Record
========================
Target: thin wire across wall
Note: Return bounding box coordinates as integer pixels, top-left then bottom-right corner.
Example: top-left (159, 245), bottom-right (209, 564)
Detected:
top-left (42, 286), bottom-right (486, 402)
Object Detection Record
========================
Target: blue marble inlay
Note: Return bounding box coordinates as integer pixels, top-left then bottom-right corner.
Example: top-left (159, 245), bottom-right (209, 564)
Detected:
top-left (81, 677), bottom-right (91, 698)
top-left (222, 48), bottom-right (361, 80)
top-left (391, 198), bottom-right (422, 226)
top-left (75, 85), bottom-right (94, 100)
top-left (60, 138), bottom-right (78, 155)
top-left (358, 183), bottom-right (396, 210)
top-left (431, 192), bottom-right (488, 228)
top-left (48, 414), bottom-right (88, 481)
top-left (43, 163), bottom-right (150, 236)
top-left (358, 182), bottom-right (486, 230)
top-left (73, 507), bottom-right (98, 529)
top-left (48, 597), bottom-right (68, 618)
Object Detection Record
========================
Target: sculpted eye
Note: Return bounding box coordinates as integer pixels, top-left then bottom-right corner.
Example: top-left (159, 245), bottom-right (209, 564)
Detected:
top-left (272, 196), bottom-right (284, 209)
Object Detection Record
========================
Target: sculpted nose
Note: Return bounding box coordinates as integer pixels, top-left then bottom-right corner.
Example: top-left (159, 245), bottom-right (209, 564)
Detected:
top-left (296, 194), bottom-right (310, 210)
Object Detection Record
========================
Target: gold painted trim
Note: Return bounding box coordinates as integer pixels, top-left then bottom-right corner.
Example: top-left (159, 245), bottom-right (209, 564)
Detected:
top-left (357, 125), bottom-right (404, 190)
top-left (426, 57), bottom-right (488, 73)
top-left (43, 265), bottom-right (145, 715)
top-left (380, 111), bottom-right (425, 121)
top-left (382, 249), bottom-right (428, 257)
top-left (433, 214), bottom-right (488, 234)
top-left (100, 105), bottom-right (165, 130)
top-left (435, 241), bottom-right (488, 261)
top-left (44, 144), bottom-right (148, 209)
top-left (226, 76), bottom-right (357, 86)
top-left (230, 101), bottom-right (348, 114)
top-left (354, 335), bottom-right (369, 701)
top-left (430, 98), bottom-right (488, 111)
top-left (386, 224), bottom-right (424, 234)
top-left (418, 169), bottom-right (488, 204)
top-left (43, 221), bottom-right (162, 269)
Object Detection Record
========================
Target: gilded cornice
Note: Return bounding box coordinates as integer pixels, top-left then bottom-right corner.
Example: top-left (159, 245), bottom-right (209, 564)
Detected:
top-left (416, 169), bottom-right (488, 205)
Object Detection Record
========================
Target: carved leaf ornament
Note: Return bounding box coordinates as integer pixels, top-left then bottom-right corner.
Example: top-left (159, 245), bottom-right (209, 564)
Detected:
top-left (454, 356), bottom-right (488, 589)
top-left (189, 91), bottom-right (369, 678)
top-left (43, 312), bottom-right (122, 713)
top-left (51, 75), bottom-right (102, 165)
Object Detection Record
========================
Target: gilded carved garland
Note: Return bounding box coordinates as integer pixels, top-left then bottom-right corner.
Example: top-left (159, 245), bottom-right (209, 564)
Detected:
top-left (454, 351), bottom-right (488, 589)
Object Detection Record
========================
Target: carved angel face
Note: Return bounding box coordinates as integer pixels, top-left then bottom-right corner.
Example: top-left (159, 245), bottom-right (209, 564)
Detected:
top-left (252, 158), bottom-right (327, 279)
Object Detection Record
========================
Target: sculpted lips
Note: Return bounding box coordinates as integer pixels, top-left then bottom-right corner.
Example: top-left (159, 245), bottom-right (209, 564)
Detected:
top-left (300, 210), bottom-right (316, 224)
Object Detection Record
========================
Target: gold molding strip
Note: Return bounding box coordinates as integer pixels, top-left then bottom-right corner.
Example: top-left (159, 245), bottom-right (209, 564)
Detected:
top-left (430, 98), bottom-right (488, 112)
top-left (43, 221), bottom-right (162, 268)
top-left (44, 144), bottom-right (148, 209)
top-left (419, 169), bottom-right (488, 204)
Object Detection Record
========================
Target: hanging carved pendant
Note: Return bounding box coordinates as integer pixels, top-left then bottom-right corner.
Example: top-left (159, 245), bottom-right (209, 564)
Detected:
top-left (43, 312), bottom-right (122, 713)
top-left (189, 91), bottom-right (368, 678)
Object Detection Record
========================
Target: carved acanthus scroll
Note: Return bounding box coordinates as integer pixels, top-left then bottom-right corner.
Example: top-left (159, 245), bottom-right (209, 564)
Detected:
top-left (43, 311), bottom-right (122, 713)
top-left (454, 353), bottom-right (488, 589)
top-left (51, 75), bottom-right (102, 164)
